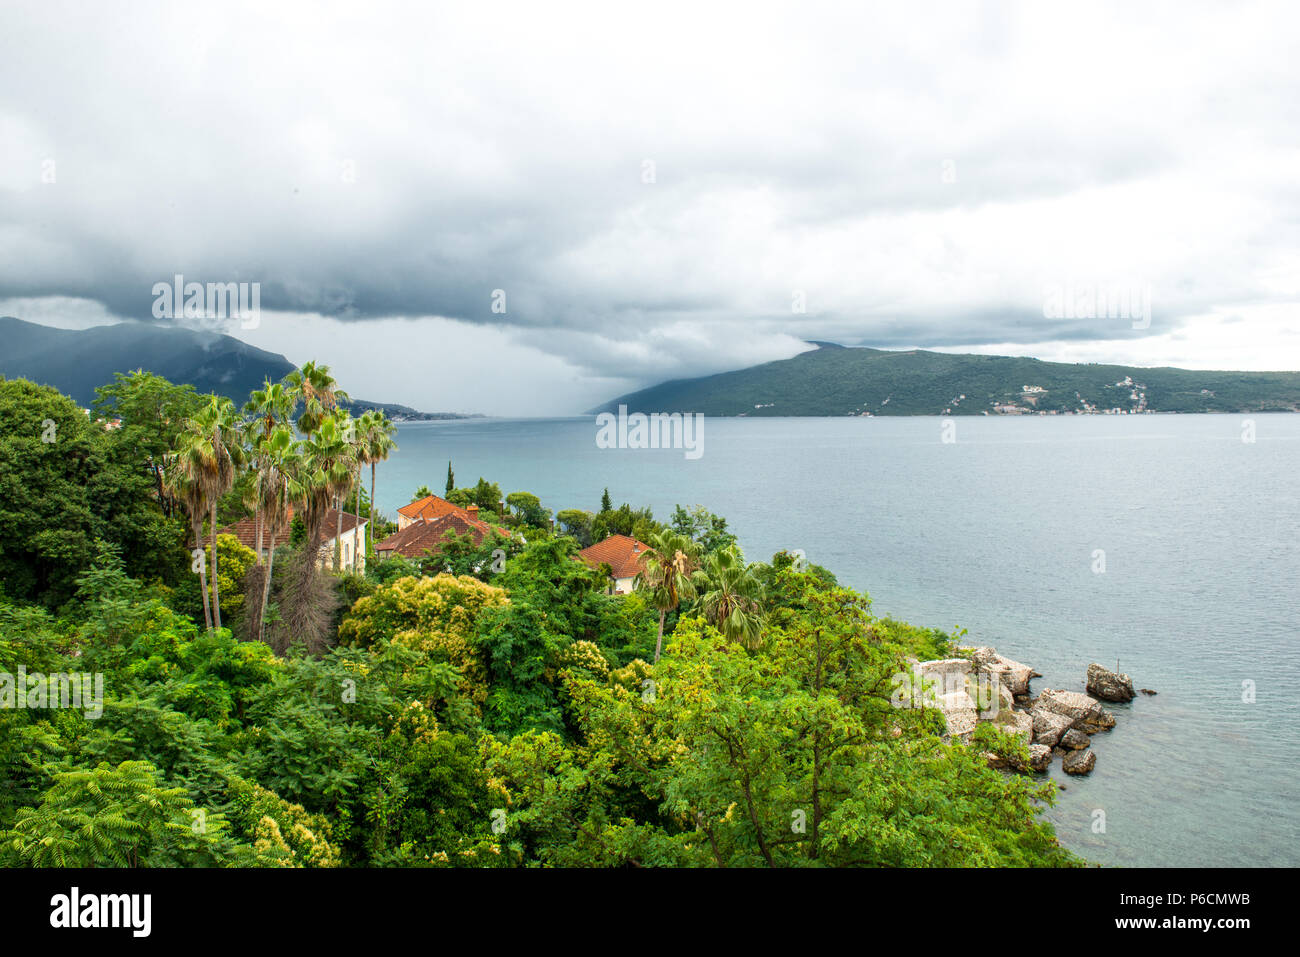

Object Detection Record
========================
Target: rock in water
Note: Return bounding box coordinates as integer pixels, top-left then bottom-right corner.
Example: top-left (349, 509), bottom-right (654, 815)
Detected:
top-left (966, 646), bottom-right (1035, 695)
top-left (1027, 743), bottom-right (1052, 772)
top-left (992, 708), bottom-right (1033, 744)
top-left (983, 741), bottom-right (1052, 774)
top-left (1031, 709), bottom-right (1072, 747)
top-left (1035, 689), bottom-right (1117, 733)
top-left (1139, 688), bottom-right (1157, 696)
top-left (1059, 728), bottom-right (1090, 750)
top-left (1086, 663), bottom-right (1136, 702)
top-left (1062, 749), bottom-right (1097, 775)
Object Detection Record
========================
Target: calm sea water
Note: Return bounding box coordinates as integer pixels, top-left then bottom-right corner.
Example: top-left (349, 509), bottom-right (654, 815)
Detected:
top-left (380, 414), bottom-right (1300, 867)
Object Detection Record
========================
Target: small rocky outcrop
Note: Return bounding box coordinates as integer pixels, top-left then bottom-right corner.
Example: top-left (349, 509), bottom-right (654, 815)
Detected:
top-left (935, 689), bottom-right (979, 739)
top-left (967, 646), bottom-right (1035, 695)
top-left (1031, 709), bottom-right (1072, 747)
top-left (1059, 728), bottom-right (1090, 750)
top-left (985, 741), bottom-right (1053, 774)
top-left (1027, 743), bottom-right (1052, 772)
top-left (1062, 749), bottom-right (1097, 775)
top-left (991, 708), bottom-right (1033, 744)
top-left (1034, 689), bottom-right (1117, 733)
top-left (1086, 663), bottom-right (1136, 703)
top-left (915, 645), bottom-right (1135, 780)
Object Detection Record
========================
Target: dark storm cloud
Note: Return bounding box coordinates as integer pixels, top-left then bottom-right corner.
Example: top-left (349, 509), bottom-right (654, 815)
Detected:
top-left (2, 0), bottom-right (1298, 404)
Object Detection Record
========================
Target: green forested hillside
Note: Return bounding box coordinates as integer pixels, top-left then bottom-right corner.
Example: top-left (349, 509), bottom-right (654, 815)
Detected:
top-left (593, 342), bottom-right (1300, 416)
top-left (0, 368), bottom-right (1078, 868)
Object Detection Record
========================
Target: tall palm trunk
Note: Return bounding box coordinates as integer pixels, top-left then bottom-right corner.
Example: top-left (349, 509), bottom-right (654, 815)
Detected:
top-left (353, 470), bottom-right (362, 572)
top-left (259, 533), bottom-right (276, 644)
top-left (305, 514), bottom-right (325, 576)
top-left (255, 500), bottom-right (264, 566)
top-left (194, 516), bottom-right (213, 631)
top-left (654, 609), bottom-right (666, 664)
top-left (369, 462), bottom-right (377, 560)
top-left (209, 501), bottom-right (222, 630)
top-left (334, 495), bottom-right (344, 572)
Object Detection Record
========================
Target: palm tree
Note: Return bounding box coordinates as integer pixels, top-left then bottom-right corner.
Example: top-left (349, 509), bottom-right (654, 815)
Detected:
top-left (253, 425), bottom-right (299, 644)
top-left (244, 380), bottom-right (293, 560)
top-left (698, 546), bottom-right (767, 649)
top-left (354, 410), bottom-right (397, 567)
top-left (635, 530), bottom-right (703, 664)
top-left (173, 397), bottom-right (242, 630)
top-left (163, 458), bottom-right (213, 631)
top-left (296, 413), bottom-right (353, 570)
top-left (331, 413), bottom-right (359, 572)
top-left (286, 361), bottom-right (348, 436)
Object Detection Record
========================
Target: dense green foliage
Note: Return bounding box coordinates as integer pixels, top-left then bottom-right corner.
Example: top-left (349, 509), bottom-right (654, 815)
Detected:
top-left (0, 371), bottom-right (1081, 868)
top-left (595, 341), bottom-right (1300, 416)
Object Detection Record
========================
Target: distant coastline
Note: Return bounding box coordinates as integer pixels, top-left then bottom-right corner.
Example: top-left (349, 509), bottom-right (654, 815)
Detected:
top-left (593, 342), bottom-right (1300, 418)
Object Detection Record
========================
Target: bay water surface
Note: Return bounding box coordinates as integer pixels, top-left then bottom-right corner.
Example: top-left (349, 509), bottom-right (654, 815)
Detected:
top-left (380, 414), bottom-right (1300, 867)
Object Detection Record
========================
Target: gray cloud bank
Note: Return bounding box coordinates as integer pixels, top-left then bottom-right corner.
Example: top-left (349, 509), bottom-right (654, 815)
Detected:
top-left (2, 0), bottom-right (1298, 413)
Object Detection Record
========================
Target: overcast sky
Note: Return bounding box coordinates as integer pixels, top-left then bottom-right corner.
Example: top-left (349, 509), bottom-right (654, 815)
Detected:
top-left (2, 0), bottom-right (1298, 414)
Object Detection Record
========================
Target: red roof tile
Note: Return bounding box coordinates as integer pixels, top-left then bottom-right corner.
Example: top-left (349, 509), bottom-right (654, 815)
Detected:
top-left (578, 534), bottom-right (652, 580)
top-left (397, 493), bottom-right (481, 524)
top-left (375, 513), bottom-right (509, 559)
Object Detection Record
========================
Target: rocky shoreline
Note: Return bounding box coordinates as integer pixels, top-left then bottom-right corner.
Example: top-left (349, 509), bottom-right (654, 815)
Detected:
top-left (912, 647), bottom-right (1139, 777)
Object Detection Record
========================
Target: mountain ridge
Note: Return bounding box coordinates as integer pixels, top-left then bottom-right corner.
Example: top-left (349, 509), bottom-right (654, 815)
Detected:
top-left (590, 342), bottom-right (1300, 416)
top-left (0, 317), bottom-right (472, 419)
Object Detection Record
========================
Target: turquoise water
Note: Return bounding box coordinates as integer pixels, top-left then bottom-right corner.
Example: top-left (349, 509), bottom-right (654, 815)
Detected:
top-left (380, 414), bottom-right (1300, 867)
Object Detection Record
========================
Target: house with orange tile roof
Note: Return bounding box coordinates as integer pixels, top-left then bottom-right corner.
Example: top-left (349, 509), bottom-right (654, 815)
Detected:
top-left (218, 507), bottom-right (368, 573)
top-left (396, 492), bottom-right (485, 529)
top-left (577, 534), bottom-right (652, 594)
top-left (377, 500), bottom-right (512, 562)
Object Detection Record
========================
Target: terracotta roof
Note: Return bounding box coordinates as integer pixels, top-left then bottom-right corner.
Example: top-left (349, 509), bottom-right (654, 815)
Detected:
top-left (397, 493), bottom-right (480, 524)
top-left (218, 507), bottom-right (364, 552)
top-left (578, 534), bottom-right (652, 580)
top-left (375, 513), bottom-right (508, 559)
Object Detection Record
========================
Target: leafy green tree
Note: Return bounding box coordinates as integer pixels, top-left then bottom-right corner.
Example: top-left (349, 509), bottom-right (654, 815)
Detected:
top-left (224, 776), bottom-right (340, 867)
top-left (445, 461), bottom-right (455, 497)
top-left (90, 371), bottom-right (201, 585)
top-left (427, 529), bottom-right (516, 582)
top-left (93, 370), bottom-right (203, 522)
top-left (0, 378), bottom-right (172, 607)
top-left (505, 491), bottom-right (549, 528)
top-left (555, 509), bottom-right (595, 547)
top-left (473, 601), bottom-right (567, 736)
top-left (471, 477), bottom-right (502, 511)
top-left (670, 504), bottom-right (738, 554)
top-left (373, 728), bottom-right (498, 866)
top-left (1, 761), bottom-right (245, 867)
